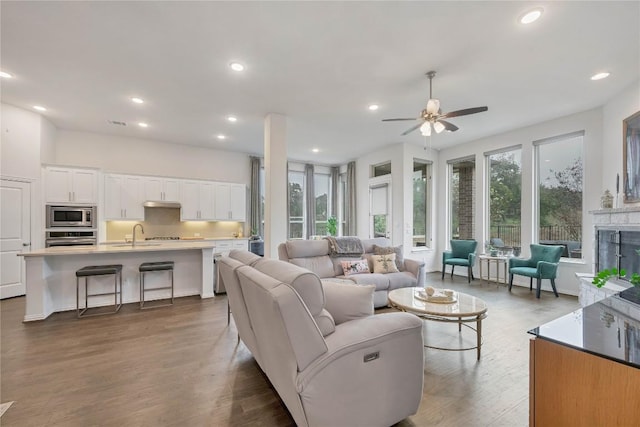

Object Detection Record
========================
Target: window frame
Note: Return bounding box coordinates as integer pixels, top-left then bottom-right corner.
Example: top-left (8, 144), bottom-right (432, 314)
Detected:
top-left (412, 159), bottom-right (433, 250)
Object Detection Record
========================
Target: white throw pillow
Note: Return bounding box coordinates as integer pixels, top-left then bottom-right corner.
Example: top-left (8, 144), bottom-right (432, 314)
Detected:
top-left (341, 259), bottom-right (370, 276)
top-left (372, 253), bottom-right (400, 274)
top-left (321, 281), bottom-right (375, 324)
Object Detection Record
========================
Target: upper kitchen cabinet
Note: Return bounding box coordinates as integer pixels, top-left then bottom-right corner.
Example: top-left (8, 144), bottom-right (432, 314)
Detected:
top-left (180, 180), bottom-right (214, 220)
top-left (143, 176), bottom-right (180, 202)
top-left (44, 166), bottom-right (98, 204)
top-left (104, 174), bottom-right (144, 220)
top-left (214, 183), bottom-right (246, 221)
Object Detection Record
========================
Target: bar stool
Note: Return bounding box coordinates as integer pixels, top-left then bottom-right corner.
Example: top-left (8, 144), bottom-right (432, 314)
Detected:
top-left (76, 264), bottom-right (123, 318)
top-left (139, 261), bottom-right (174, 309)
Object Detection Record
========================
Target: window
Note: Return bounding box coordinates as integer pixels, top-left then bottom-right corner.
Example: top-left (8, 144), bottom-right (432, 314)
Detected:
top-left (448, 157), bottom-right (476, 240)
top-left (259, 166), bottom-right (265, 238)
top-left (535, 132), bottom-right (584, 258)
top-left (314, 173), bottom-right (330, 236)
top-left (372, 162), bottom-right (391, 177)
top-left (487, 148), bottom-right (522, 249)
top-left (288, 170), bottom-right (305, 239)
top-left (339, 172), bottom-right (346, 235)
top-left (413, 160), bottom-right (432, 248)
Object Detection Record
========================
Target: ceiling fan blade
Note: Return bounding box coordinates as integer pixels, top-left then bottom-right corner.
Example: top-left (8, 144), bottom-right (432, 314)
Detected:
top-left (401, 122), bottom-right (424, 136)
top-left (382, 118), bottom-right (420, 122)
top-left (438, 119), bottom-right (459, 132)
top-left (440, 106), bottom-right (488, 119)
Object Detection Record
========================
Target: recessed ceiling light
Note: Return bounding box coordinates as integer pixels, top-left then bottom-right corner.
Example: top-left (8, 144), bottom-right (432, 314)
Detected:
top-left (0, 71), bottom-right (13, 78)
top-left (131, 97), bottom-right (144, 104)
top-left (229, 62), bottom-right (245, 72)
top-left (227, 116), bottom-right (238, 122)
top-left (312, 148), bottom-right (319, 153)
top-left (591, 72), bottom-right (610, 81)
top-left (217, 134), bottom-right (226, 140)
top-left (138, 122), bottom-right (148, 128)
top-left (33, 105), bottom-right (47, 112)
top-left (519, 8), bottom-right (543, 24)
top-left (368, 104), bottom-right (379, 111)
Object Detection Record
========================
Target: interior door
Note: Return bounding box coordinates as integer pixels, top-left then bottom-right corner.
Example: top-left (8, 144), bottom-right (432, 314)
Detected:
top-left (1, 179), bottom-right (31, 299)
top-left (369, 181), bottom-right (391, 240)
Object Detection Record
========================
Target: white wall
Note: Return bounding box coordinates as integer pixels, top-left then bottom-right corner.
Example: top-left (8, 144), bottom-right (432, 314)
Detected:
top-left (602, 79), bottom-right (640, 205)
top-left (1, 103), bottom-right (44, 179)
top-left (55, 130), bottom-right (251, 185)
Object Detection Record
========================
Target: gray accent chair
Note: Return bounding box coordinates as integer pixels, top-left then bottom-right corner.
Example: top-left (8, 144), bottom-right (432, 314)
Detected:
top-left (220, 250), bottom-right (425, 427)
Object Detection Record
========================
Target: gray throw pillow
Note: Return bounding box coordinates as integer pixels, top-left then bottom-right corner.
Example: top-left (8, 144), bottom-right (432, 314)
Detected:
top-left (321, 281), bottom-right (375, 324)
top-left (372, 244), bottom-right (405, 271)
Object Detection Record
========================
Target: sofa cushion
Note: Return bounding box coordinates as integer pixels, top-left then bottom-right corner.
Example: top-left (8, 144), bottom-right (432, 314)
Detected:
top-left (373, 244), bottom-right (405, 271)
top-left (361, 237), bottom-right (391, 254)
top-left (252, 259), bottom-right (335, 335)
top-left (285, 239), bottom-right (330, 258)
top-left (229, 249), bottom-right (262, 266)
top-left (339, 273), bottom-right (390, 291)
top-left (289, 255), bottom-right (335, 279)
top-left (385, 271), bottom-right (418, 290)
top-left (372, 253), bottom-right (400, 274)
top-left (321, 281), bottom-right (375, 324)
top-left (341, 259), bottom-right (370, 276)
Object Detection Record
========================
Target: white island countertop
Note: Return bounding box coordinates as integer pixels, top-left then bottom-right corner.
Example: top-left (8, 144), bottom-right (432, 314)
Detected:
top-left (18, 241), bottom-right (216, 257)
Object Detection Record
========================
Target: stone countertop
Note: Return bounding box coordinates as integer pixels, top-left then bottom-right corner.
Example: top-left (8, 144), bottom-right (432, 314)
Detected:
top-left (100, 237), bottom-right (249, 244)
top-left (19, 241), bottom-right (216, 257)
top-left (529, 287), bottom-right (640, 369)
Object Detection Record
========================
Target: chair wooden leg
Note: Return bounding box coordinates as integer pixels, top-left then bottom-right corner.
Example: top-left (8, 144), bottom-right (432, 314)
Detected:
top-left (508, 274), bottom-right (514, 292)
top-left (530, 277), bottom-right (533, 291)
top-left (550, 279), bottom-right (559, 297)
top-left (467, 266), bottom-right (472, 283)
top-left (536, 278), bottom-right (542, 298)
top-left (442, 265), bottom-right (445, 280)
top-left (451, 265), bottom-right (455, 278)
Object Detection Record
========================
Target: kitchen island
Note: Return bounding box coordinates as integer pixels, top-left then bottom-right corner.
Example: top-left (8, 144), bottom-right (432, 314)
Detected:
top-left (528, 287), bottom-right (640, 426)
top-left (18, 242), bottom-right (215, 321)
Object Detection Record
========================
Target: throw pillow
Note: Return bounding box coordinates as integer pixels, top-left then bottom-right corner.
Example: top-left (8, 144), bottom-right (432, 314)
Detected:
top-left (373, 244), bottom-right (404, 271)
top-left (341, 259), bottom-right (370, 276)
top-left (321, 281), bottom-right (375, 324)
top-left (372, 253), bottom-right (400, 274)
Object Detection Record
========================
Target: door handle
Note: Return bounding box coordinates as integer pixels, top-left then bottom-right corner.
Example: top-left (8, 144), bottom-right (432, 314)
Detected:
top-left (22, 242), bottom-right (31, 247)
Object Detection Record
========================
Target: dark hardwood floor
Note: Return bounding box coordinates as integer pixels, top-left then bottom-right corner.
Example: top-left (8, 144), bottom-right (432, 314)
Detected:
top-left (1, 273), bottom-right (579, 426)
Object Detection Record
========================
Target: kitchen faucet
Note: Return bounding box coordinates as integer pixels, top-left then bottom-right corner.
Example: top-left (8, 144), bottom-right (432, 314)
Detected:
top-left (132, 223), bottom-right (144, 246)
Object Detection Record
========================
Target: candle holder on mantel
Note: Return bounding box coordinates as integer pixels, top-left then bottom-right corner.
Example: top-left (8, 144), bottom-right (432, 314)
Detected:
top-left (601, 190), bottom-right (614, 209)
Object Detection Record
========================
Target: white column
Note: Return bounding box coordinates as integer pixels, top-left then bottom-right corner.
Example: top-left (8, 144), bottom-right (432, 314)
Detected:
top-left (264, 114), bottom-right (288, 258)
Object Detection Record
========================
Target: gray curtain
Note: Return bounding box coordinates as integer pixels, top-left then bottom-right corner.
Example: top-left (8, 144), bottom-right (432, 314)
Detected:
top-left (305, 163), bottom-right (315, 238)
top-left (250, 156), bottom-right (261, 237)
top-left (345, 161), bottom-right (356, 236)
top-left (331, 166), bottom-right (339, 218)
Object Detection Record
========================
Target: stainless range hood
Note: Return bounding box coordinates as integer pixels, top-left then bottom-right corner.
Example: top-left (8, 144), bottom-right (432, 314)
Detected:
top-left (143, 201), bottom-right (181, 209)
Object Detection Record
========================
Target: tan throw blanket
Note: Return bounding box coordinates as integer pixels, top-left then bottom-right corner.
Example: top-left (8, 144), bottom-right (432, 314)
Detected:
top-left (325, 236), bottom-right (364, 257)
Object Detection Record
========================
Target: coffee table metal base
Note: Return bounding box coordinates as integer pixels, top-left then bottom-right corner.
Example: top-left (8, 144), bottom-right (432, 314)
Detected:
top-left (391, 304), bottom-right (487, 360)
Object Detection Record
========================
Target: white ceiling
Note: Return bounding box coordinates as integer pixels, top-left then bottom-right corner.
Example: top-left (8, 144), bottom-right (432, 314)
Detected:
top-left (1, 1), bottom-right (638, 165)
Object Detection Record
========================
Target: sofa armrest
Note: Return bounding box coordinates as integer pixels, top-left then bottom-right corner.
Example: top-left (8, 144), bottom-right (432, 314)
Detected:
top-left (321, 281), bottom-right (375, 324)
top-left (404, 258), bottom-right (425, 287)
top-left (295, 312), bottom-right (424, 426)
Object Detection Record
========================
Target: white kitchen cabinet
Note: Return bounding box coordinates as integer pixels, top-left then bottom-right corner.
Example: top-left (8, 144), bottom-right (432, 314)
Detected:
top-left (214, 239), bottom-right (247, 255)
top-left (44, 167), bottom-right (98, 204)
top-left (104, 174), bottom-right (144, 220)
top-left (214, 182), bottom-right (246, 221)
top-left (180, 180), bottom-right (214, 220)
top-left (143, 176), bottom-right (180, 202)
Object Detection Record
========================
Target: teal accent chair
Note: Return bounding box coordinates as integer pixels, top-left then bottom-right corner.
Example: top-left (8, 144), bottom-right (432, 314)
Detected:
top-left (442, 240), bottom-right (478, 283)
top-left (508, 244), bottom-right (564, 298)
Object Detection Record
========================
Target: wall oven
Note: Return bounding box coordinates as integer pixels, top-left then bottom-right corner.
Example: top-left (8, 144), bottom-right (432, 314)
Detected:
top-left (45, 230), bottom-right (97, 248)
top-left (46, 205), bottom-right (96, 228)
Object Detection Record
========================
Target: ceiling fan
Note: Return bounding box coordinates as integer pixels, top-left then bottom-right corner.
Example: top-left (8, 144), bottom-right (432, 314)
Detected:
top-left (382, 71), bottom-right (488, 136)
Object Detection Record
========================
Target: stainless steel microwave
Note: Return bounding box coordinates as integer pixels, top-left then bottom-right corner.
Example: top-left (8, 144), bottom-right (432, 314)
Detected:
top-left (46, 205), bottom-right (96, 228)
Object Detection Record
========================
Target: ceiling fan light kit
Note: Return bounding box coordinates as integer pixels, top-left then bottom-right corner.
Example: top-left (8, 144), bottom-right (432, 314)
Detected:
top-left (382, 70), bottom-right (488, 137)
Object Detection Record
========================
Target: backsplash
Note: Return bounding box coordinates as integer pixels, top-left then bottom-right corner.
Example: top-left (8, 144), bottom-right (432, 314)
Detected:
top-left (106, 207), bottom-right (245, 240)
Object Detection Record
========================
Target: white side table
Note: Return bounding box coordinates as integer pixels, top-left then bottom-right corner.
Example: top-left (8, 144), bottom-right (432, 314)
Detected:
top-left (478, 254), bottom-right (509, 285)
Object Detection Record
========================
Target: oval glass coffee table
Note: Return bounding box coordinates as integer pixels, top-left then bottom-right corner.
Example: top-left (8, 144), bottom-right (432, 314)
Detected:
top-left (388, 287), bottom-right (488, 360)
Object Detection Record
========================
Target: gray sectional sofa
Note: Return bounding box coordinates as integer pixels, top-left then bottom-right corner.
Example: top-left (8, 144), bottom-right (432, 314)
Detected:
top-left (218, 250), bottom-right (424, 427)
top-left (278, 237), bottom-right (425, 307)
